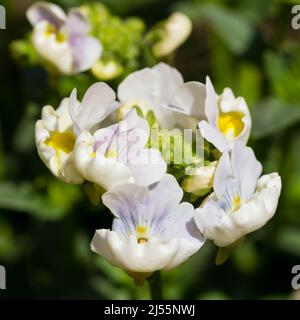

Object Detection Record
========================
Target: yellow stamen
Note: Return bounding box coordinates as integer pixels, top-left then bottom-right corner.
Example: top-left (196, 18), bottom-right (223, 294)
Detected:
top-left (90, 152), bottom-right (96, 158)
top-left (44, 24), bottom-right (67, 43)
top-left (55, 31), bottom-right (67, 43)
top-left (137, 238), bottom-right (147, 244)
top-left (232, 195), bottom-right (241, 212)
top-left (218, 111), bottom-right (245, 140)
top-left (44, 25), bottom-right (56, 38)
top-left (106, 149), bottom-right (117, 158)
top-left (136, 225), bottom-right (148, 244)
top-left (45, 131), bottom-right (75, 154)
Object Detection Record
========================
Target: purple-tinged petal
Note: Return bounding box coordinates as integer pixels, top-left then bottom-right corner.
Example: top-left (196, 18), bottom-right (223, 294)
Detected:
top-left (69, 35), bottom-right (102, 73)
top-left (165, 202), bottom-right (205, 245)
top-left (26, 1), bottom-right (66, 28)
top-left (63, 11), bottom-right (90, 36)
top-left (213, 151), bottom-right (234, 200)
top-left (231, 143), bottom-right (262, 201)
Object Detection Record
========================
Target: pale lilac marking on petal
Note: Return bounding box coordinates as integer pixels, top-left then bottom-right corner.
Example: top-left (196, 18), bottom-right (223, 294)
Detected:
top-left (26, 2), bottom-right (66, 27)
top-left (231, 143), bottom-right (262, 201)
top-left (69, 35), bottom-right (102, 73)
top-left (64, 11), bottom-right (90, 36)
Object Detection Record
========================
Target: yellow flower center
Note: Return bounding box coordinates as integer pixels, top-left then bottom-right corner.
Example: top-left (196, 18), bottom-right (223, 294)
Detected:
top-left (44, 24), bottom-right (67, 43)
top-left (136, 225), bottom-right (148, 244)
top-left (217, 111), bottom-right (245, 140)
top-left (106, 149), bottom-right (117, 158)
top-left (137, 238), bottom-right (147, 244)
top-left (232, 195), bottom-right (241, 212)
top-left (45, 131), bottom-right (75, 154)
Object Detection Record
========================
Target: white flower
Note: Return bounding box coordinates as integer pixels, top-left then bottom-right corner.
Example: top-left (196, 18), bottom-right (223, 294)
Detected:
top-left (198, 77), bottom-right (251, 152)
top-left (91, 174), bottom-right (205, 283)
top-left (26, 2), bottom-right (102, 74)
top-left (182, 161), bottom-right (218, 196)
top-left (117, 63), bottom-right (206, 129)
top-left (72, 108), bottom-right (166, 191)
top-left (194, 143), bottom-right (281, 247)
top-left (151, 12), bottom-right (192, 58)
top-left (35, 98), bottom-right (82, 183)
top-left (36, 82), bottom-right (118, 183)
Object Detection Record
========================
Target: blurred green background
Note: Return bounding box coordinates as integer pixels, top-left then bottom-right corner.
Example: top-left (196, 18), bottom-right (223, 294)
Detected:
top-left (0, 0), bottom-right (300, 299)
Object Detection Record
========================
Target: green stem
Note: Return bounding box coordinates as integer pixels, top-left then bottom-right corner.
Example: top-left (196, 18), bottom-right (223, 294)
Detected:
top-left (148, 271), bottom-right (163, 300)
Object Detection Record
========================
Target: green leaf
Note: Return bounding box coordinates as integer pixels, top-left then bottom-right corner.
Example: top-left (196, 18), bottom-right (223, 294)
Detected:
top-left (275, 227), bottom-right (300, 257)
top-left (233, 240), bottom-right (258, 274)
top-left (83, 182), bottom-right (104, 206)
top-left (0, 181), bottom-right (81, 220)
top-left (215, 237), bottom-right (245, 266)
top-left (176, 3), bottom-right (254, 54)
top-left (264, 50), bottom-right (300, 103)
top-left (251, 98), bottom-right (300, 139)
top-left (236, 63), bottom-right (262, 106)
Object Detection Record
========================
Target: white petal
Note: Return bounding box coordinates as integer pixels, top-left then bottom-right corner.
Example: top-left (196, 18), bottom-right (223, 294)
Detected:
top-left (198, 120), bottom-right (229, 152)
top-left (165, 202), bottom-right (205, 245)
top-left (26, 1), bottom-right (66, 27)
top-left (128, 148), bottom-right (167, 186)
top-left (117, 67), bottom-right (159, 104)
top-left (35, 99), bottom-right (82, 183)
top-left (195, 172), bottom-right (282, 247)
top-left (73, 133), bottom-right (134, 191)
top-left (69, 83), bottom-right (117, 134)
top-left (218, 88), bottom-right (236, 112)
top-left (171, 81), bottom-right (206, 119)
top-left (205, 76), bottom-right (218, 124)
top-left (91, 230), bottom-right (180, 277)
top-left (63, 11), bottom-right (90, 35)
top-left (219, 92), bottom-right (252, 148)
top-left (214, 149), bottom-right (245, 202)
top-left (70, 36), bottom-right (102, 73)
top-left (231, 143), bottom-right (262, 201)
top-left (152, 12), bottom-right (192, 57)
top-left (152, 62), bottom-right (184, 103)
top-left (232, 97), bottom-right (252, 147)
top-left (147, 174), bottom-right (183, 211)
top-left (102, 183), bottom-right (148, 218)
top-left (32, 21), bottom-right (73, 74)
top-left (164, 238), bottom-right (203, 270)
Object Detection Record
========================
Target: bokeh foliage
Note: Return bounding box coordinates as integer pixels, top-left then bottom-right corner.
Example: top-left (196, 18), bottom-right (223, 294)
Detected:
top-left (0, 0), bottom-right (300, 299)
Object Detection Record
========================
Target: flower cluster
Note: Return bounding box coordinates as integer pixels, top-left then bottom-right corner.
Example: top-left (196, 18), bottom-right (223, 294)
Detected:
top-left (35, 62), bottom-right (282, 283)
top-left (12, 2), bottom-right (192, 81)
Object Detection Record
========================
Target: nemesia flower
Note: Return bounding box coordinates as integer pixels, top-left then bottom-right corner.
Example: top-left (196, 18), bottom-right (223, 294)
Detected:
top-left (36, 83), bottom-right (118, 183)
top-left (194, 143), bottom-right (281, 247)
top-left (150, 12), bottom-right (192, 58)
top-left (182, 161), bottom-right (218, 196)
top-left (117, 63), bottom-right (206, 129)
top-left (72, 108), bottom-right (167, 191)
top-left (26, 2), bottom-right (102, 74)
top-left (91, 174), bottom-right (205, 283)
top-left (198, 77), bottom-right (251, 152)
